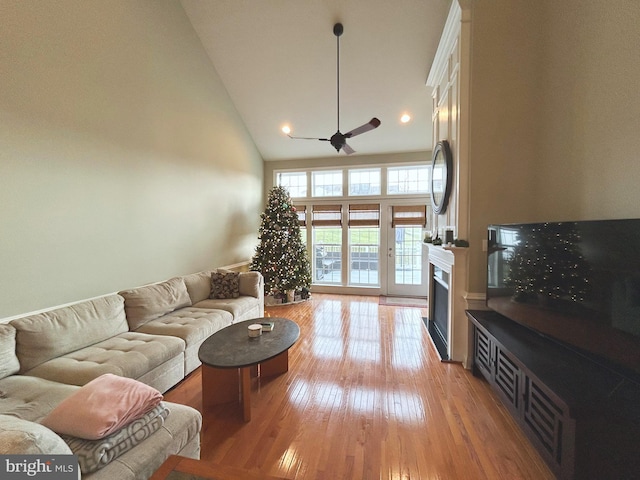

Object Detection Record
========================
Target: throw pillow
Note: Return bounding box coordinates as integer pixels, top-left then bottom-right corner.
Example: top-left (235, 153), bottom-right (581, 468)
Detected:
top-left (40, 373), bottom-right (162, 440)
top-left (210, 271), bottom-right (240, 299)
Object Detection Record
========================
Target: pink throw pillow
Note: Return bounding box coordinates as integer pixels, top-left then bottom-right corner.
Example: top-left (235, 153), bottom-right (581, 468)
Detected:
top-left (41, 374), bottom-right (162, 440)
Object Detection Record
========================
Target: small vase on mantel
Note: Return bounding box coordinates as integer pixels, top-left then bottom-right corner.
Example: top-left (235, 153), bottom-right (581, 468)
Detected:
top-left (287, 290), bottom-right (295, 303)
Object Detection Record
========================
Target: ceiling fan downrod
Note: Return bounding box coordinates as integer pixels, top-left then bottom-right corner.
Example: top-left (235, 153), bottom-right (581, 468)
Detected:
top-left (334, 22), bottom-right (343, 133)
top-left (287, 21), bottom-right (380, 155)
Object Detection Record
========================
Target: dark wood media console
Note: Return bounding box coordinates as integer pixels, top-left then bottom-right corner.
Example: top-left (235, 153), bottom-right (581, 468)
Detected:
top-left (467, 310), bottom-right (640, 480)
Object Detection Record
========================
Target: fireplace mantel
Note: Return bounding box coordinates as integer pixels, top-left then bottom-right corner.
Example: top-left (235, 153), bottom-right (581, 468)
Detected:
top-left (426, 244), bottom-right (471, 368)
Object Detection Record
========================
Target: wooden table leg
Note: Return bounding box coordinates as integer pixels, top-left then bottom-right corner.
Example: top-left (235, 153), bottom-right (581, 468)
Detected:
top-left (201, 364), bottom-right (239, 410)
top-left (260, 350), bottom-right (289, 377)
top-left (240, 366), bottom-right (251, 422)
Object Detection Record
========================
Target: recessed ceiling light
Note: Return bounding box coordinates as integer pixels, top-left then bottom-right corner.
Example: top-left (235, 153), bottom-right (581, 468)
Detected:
top-left (281, 125), bottom-right (291, 135)
top-left (400, 113), bottom-right (411, 124)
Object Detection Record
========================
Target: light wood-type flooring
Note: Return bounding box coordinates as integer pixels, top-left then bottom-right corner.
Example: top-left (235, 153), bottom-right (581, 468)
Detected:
top-left (164, 293), bottom-right (555, 479)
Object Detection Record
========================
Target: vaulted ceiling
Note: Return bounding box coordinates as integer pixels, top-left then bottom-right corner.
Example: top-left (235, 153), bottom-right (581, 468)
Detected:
top-left (181, 0), bottom-right (451, 161)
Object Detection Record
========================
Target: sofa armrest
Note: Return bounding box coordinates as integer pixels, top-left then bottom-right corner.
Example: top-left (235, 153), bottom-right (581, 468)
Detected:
top-left (0, 414), bottom-right (73, 455)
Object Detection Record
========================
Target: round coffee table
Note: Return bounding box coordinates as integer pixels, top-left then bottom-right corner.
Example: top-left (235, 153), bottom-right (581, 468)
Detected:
top-left (198, 317), bottom-right (299, 421)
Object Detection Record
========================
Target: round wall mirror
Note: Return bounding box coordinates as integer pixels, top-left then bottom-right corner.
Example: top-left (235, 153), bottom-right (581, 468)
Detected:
top-left (430, 140), bottom-right (453, 215)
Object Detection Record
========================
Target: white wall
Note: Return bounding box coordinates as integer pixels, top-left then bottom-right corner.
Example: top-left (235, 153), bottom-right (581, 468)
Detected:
top-left (537, 0), bottom-right (640, 219)
top-left (0, 1), bottom-right (264, 318)
top-left (465, 0), bottom-right (640, 295)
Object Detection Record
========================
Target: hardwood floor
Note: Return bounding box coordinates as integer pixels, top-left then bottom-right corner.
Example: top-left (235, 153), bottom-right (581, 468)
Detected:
top-left (164, 294), bottom-right (554, 479)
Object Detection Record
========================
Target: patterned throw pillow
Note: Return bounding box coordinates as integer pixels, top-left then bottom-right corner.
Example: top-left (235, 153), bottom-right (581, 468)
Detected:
top-left (210, 272), bottom-right (240, 299)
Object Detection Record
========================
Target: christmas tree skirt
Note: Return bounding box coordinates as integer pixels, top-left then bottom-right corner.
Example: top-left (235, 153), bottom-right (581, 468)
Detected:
top-left (265, 294), bottom-right (310, 306)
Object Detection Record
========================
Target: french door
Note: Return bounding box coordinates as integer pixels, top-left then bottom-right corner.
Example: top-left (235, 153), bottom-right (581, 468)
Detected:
top-left (385, 205), bottom-right (429, 297)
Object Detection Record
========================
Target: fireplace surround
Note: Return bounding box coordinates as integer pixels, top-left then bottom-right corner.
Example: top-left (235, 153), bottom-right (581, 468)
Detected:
top-left (426, 245), bottom-right (471, 366)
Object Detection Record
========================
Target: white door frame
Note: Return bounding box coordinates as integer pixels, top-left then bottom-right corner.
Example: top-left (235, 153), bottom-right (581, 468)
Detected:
top-left (384, 204), bottom-right (428, 297)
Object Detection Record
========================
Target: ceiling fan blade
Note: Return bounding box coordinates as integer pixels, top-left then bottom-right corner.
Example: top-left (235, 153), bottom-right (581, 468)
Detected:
top-left (288, 135), bottom-right (330, 141)
top-left (342, 143), bottom-right (355, 155)
top-left (344, 118), bottom-right (381, 138)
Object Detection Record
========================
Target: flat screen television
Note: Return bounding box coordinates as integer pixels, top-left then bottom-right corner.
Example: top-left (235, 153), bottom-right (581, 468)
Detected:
top-left (487, 219), bottom-right (640, 380)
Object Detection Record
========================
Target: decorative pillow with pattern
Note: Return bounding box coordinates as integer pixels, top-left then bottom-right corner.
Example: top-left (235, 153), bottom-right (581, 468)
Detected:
top-left (210, 271), bottom-right (240, 299)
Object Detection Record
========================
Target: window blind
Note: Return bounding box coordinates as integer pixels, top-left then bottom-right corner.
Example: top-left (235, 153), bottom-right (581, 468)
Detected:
top-left (295, 205), bottom-right (307, 227)
top-left (348, 203), bottom-right (380, 227)
top-left (312, 204), bottom-right (342, 227)
top-left (391, 205), bottom-right (427, 227)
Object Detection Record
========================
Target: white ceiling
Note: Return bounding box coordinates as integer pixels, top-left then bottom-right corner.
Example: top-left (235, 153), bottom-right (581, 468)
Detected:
top-left (181, 0), bottom-right (451, 161)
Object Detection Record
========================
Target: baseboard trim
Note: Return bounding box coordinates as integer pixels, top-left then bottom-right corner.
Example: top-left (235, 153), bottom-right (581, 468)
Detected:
top-left (464, 291), bottom-right (487, 310)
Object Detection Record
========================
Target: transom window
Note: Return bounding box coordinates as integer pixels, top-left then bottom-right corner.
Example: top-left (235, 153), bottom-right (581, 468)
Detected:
top-left (387, 166), bottom-right (429, 195)
top-left (312, 171), bottom-right (342, 197)
top-left (349, 168), bottom-right (381, 196)
top-left (276, 172), bottom-right (307, 198)
top-left (276, 163), bottom-right (430, 199)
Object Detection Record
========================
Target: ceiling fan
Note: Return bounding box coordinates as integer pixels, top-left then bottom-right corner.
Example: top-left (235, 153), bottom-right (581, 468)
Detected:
top-left (288, 22), bottom-right (381, 155)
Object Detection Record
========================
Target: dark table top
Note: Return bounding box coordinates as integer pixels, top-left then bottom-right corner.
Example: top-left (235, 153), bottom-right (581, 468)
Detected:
top-left (198, 317), bottom-right (300, 369)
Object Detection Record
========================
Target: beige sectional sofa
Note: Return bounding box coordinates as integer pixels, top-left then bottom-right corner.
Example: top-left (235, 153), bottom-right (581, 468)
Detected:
top-left (0, 269), bottom-right (264, 479)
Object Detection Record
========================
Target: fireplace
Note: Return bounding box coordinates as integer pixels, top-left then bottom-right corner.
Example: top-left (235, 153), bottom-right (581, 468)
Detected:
top-left (428, 266), bottom-right (449, 360)
top-left (426, 244), bottom-right (472, 367)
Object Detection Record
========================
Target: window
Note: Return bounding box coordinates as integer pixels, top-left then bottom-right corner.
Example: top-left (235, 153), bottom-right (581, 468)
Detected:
top-left (387, 166), bottom-right (430, 195)
top-left (277, 172), bottom-right (307, 198)
top-left (348, 168), bottom-right (381, 196)
top-left (276, 163), bottom-right (430, 199)
top-left (348, 204), bottom-right (380, 286)
top-left (391, 205), bottom-right (428, 285)
top-left (295, 205), bottom-right (307, 246)
top-left (274, 164), bottom-right (430, 290)
top-left (295, 205), bottom-right (307, 227)
top-left (312, 170), bottom-right (342, 197)
top-left (312, 205), bottom-right (342, 283)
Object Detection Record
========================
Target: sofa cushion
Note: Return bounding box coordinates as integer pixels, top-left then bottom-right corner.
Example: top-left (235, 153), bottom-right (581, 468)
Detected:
top-left (22, 332), bottom-right (185, 387)
top-left (0, 414), bottom-right (72, 455)
top-left (238, 271), bottom-right (262, 298)
top-left (193, 297), bottom-right (261, 322)
top-left (0, 324), bottom-right (20, 380)
top-left (81, 402), bottom-right (201, 480)
top-left (0, 375), bottom-right (80, 423)
top-left (210, 271), bottom-right (240, 299)
top-left (41, 374), bottom-right (163, 440)
top-left (182, 271), bottom-right (213, 304)
top-left (11, 295), bottom-right (129, 373)
top-left (120, 277), bottom-right (192, 330)
top-left (135, 308), bottom-right (232, 345)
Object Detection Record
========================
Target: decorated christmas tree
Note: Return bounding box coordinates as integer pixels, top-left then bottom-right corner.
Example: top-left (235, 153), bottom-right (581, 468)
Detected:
top-left (250, 186), bottom-right (312, 299)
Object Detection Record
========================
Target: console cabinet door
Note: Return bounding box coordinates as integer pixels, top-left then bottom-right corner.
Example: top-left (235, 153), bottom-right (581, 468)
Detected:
top-left (474, 324), bottom-right (493, 380)
top-left (494, 347), bottom-right (522, 415)
top-left (523, 375), bottom-right (575, 479)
